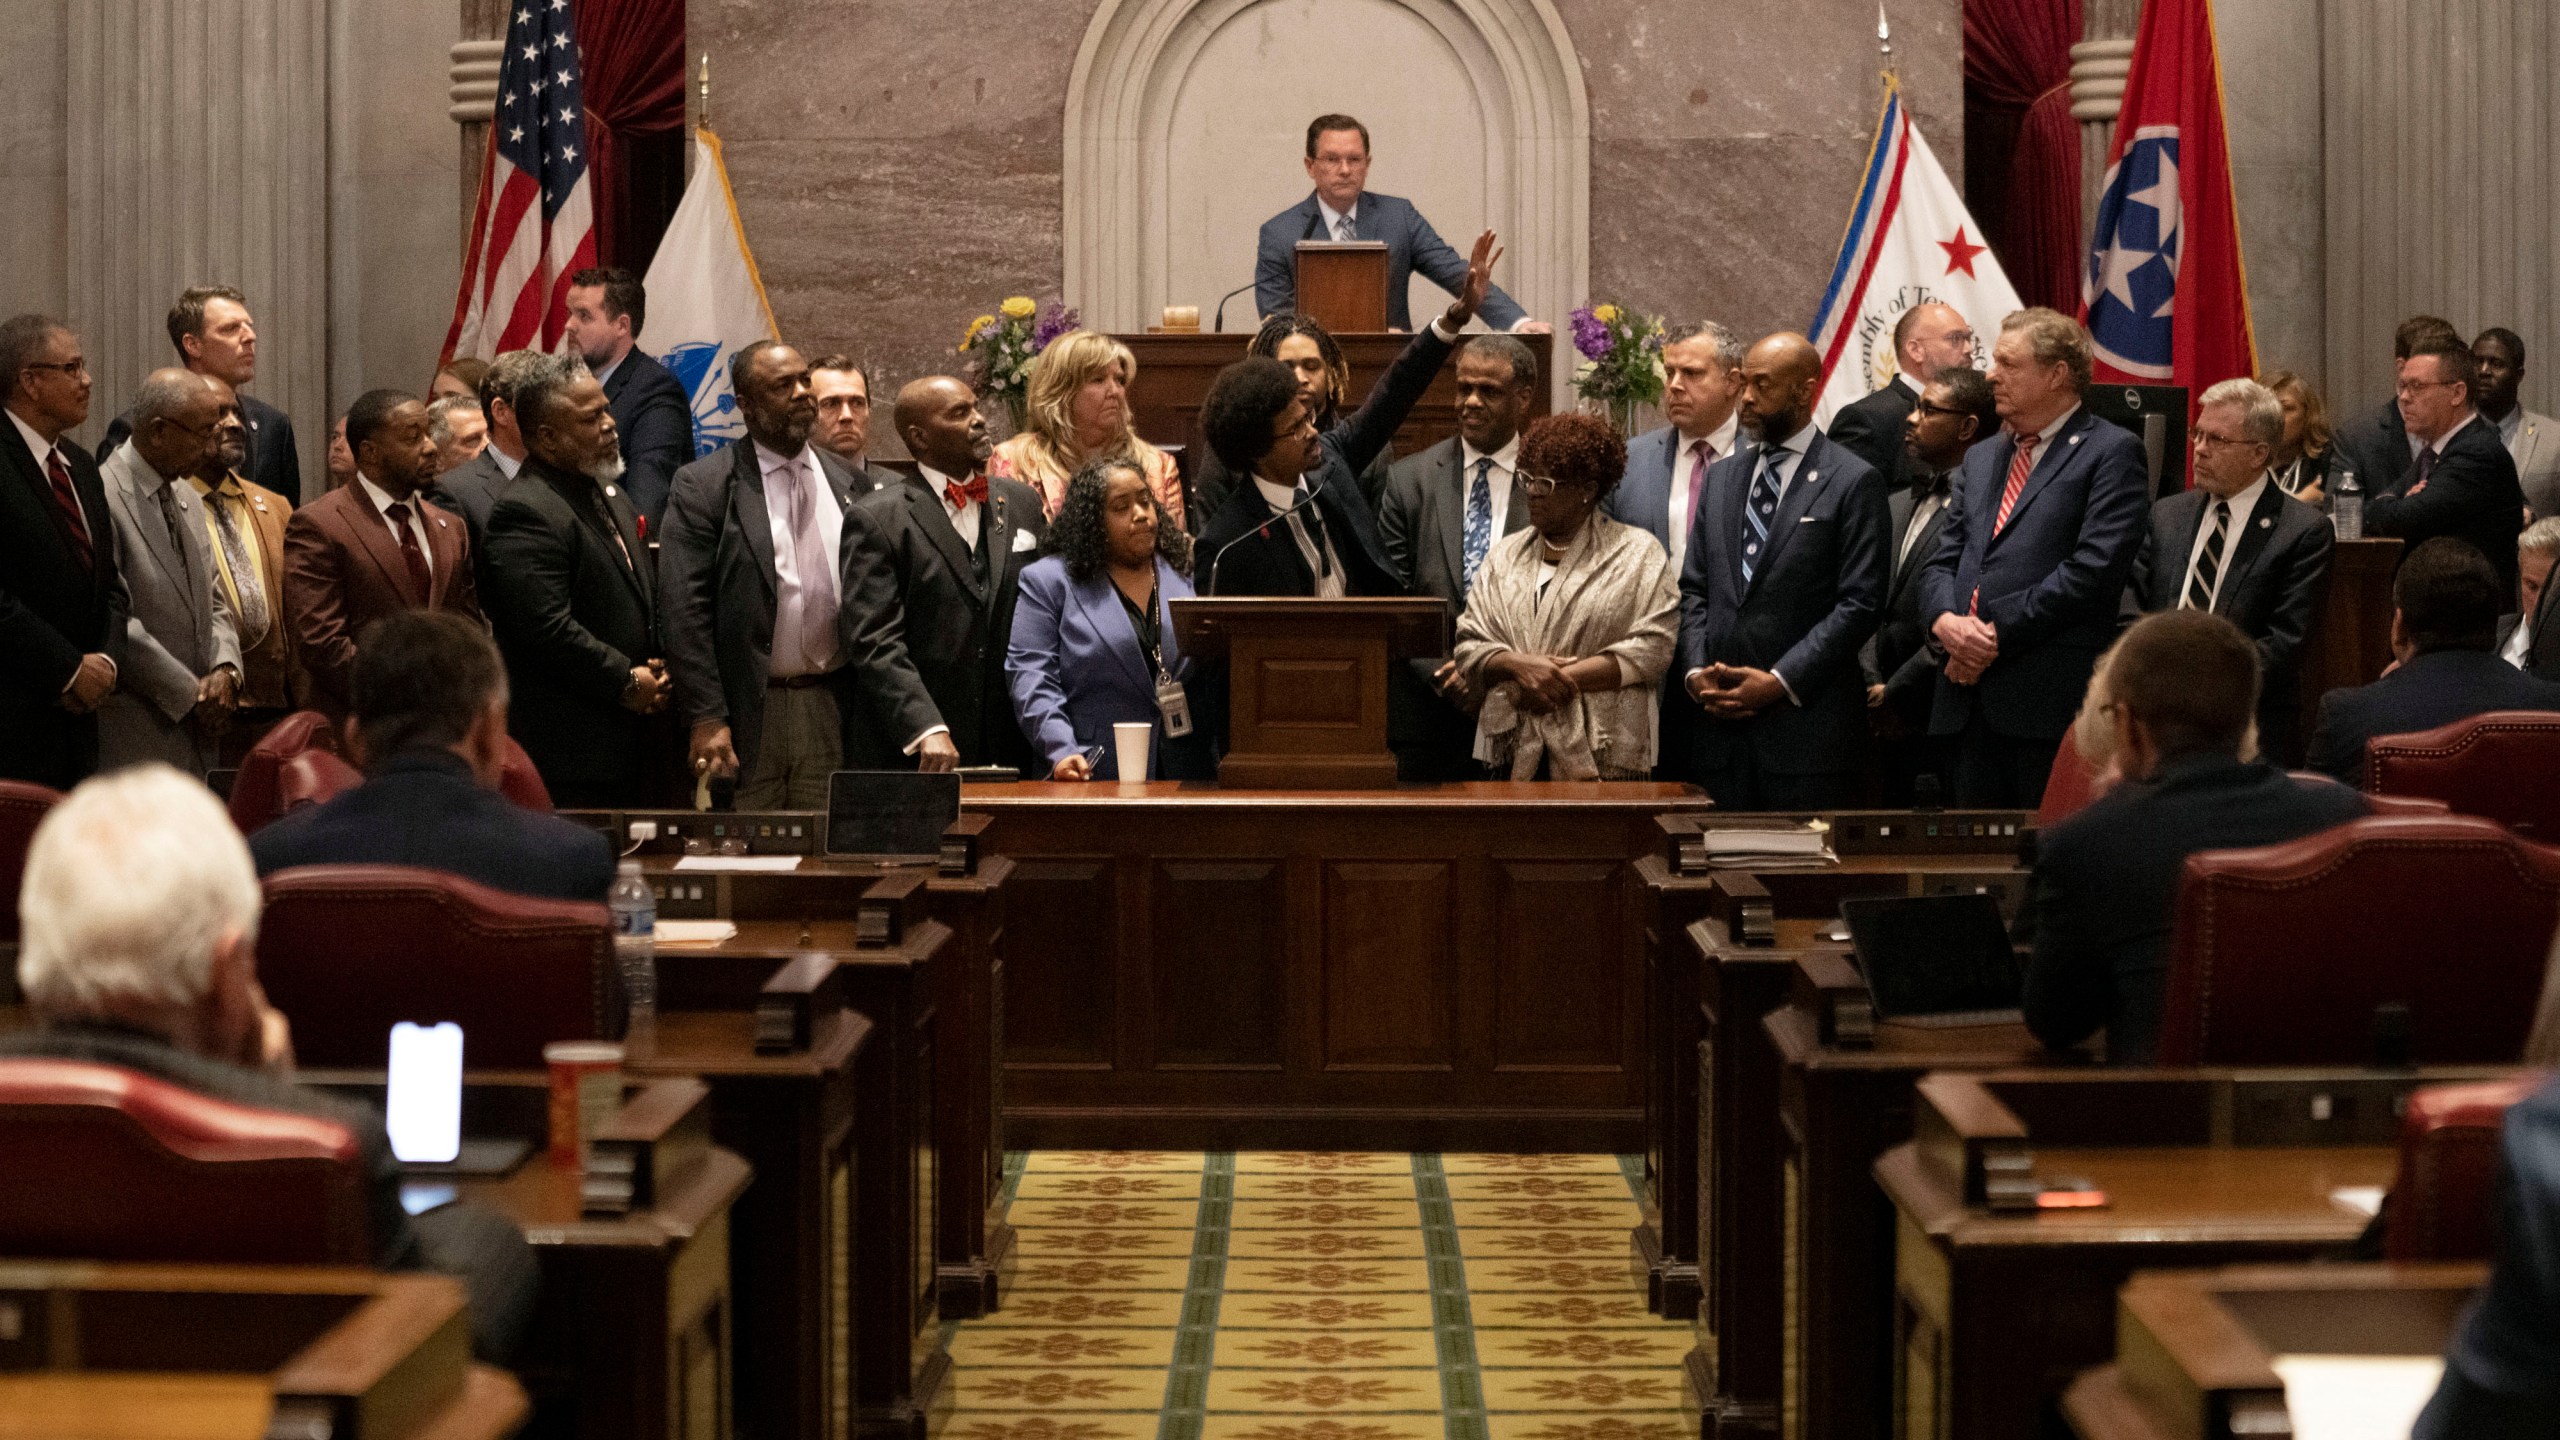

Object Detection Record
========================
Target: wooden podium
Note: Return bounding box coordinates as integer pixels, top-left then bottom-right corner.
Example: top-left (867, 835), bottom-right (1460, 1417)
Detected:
top-left (1171, 596), bottom-right (1448, 788)
top-left (1293, 240), bottom-right (1390, 332)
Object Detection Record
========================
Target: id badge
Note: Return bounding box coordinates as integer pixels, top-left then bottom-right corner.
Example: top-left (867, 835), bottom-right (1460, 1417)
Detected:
top-left (1155, 673), bottom-right (1194, 737)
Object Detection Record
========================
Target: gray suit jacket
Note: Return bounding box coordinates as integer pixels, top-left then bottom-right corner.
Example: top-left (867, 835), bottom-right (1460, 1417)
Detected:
top-left (424, 449), bottom-right (517, 557)
top-left (658, 440), bottom-right (867, 775)
top-left (96, 445), bottom-right (238, 774)
top-left (2510, 409), bottom-right (2560, 520)
top-left (1379, 437), bottom-right (1534, 612)
top-left (1253, 190), bottom-right (1527, 332)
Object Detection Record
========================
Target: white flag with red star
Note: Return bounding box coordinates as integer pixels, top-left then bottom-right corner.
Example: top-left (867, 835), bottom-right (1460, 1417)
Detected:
top-left (1808, 81), bottom-right (2023, 427)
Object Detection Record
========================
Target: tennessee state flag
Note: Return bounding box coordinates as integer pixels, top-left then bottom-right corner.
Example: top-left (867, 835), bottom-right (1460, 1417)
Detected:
top-left (2082, 0), bottom-right (2256, 394)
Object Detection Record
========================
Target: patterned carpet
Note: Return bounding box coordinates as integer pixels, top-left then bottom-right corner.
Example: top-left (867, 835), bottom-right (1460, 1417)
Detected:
top-left (940, 1151), bottom-right (1696, 1439)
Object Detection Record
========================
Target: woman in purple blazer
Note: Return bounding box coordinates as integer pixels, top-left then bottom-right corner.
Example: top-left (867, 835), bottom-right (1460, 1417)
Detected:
top-left (1006, 458), bottom-right (1217, 780)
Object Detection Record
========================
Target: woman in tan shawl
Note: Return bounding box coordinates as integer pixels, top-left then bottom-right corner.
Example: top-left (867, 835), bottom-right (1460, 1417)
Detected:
top-left (1448, 413), bottom-right (1678, 779)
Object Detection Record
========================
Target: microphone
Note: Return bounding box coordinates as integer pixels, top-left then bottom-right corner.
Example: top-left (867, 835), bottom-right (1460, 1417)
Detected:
top-left (1205, 472), bottom-right (1329, 596)
top-left (1212, 282), bottom-right (1257, 333)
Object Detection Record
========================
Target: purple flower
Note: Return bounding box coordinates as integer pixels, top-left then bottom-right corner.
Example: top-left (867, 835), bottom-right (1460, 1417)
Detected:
top-left (1570, 306), bottom-right (1610, 361)
top-left (1031, 302), bottom-right (1082, 352)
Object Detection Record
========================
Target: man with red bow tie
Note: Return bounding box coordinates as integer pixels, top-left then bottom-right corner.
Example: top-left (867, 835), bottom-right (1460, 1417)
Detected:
top-left (838, 375), bottom-right (1048, 773)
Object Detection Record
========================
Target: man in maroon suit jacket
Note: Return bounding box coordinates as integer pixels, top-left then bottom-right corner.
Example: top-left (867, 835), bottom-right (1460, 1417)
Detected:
top-left (283, 389), bottom-right (480, 718)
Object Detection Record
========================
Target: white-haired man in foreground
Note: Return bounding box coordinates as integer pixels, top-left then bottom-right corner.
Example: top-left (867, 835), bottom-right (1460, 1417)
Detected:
top-left (1, 763), bottom-right (535, 1359)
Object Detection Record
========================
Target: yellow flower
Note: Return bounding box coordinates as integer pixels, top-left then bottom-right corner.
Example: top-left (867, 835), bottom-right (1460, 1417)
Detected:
top-left (1001, 296), bottom-right (1037, 320)
top-left (1593, 303), bottom-right (1622, 324)
top-left (960, 314), bottom-right (994, 350)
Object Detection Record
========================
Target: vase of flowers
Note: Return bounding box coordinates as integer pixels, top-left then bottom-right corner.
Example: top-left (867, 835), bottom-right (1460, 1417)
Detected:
top-left (961, 296), bottom-right (1080, 433)
top-left (1569, 303), bottom-right (1667, 436)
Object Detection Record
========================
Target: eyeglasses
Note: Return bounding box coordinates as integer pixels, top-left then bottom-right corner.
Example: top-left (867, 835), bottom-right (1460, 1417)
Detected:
top-left (2192, 430), bottom-right (2263, 451)
top-left (22, 359), bottom-right (88, 381)
top-left (2394, 377), bottom-right (2457, 399)
top-left (1913, 401), bottom-right (1971, 420)
top-left (1519, 472), bottom-right (1591, 497)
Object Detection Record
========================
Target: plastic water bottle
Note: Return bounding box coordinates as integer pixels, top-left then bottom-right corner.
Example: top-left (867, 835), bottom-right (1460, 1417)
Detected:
top-left (609, 860), bottom-right (657, 1056)
top-left (2332, 468), bottom-right (2363, 540)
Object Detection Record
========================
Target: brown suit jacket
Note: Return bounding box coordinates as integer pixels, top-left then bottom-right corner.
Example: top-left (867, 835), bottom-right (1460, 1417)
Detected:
top-left (283, 481), bottom-right (481, 717)
top-left (195, 470), bottom-right (303, 711)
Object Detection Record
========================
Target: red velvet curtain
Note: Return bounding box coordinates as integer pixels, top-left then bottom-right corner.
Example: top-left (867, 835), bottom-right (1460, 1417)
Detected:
top-left (573, 0), bottom-right (686, 270)
top-left (1962, 0), bottom-right (2085, 314)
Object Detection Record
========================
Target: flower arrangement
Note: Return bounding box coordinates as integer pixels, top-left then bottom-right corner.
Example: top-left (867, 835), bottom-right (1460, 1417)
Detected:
top-left (1568, 302), bottom-right (1667, 435)
top-left (961, 295), bottom-right (1080, 429)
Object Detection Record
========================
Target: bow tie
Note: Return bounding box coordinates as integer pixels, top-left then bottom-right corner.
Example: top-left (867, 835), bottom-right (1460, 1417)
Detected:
top-left (943, 474), bottom-right (989, 509)
top-left (1917, 470), bottom-right (1952, 499)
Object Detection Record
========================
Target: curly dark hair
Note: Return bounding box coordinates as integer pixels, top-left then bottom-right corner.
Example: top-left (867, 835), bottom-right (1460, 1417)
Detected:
top-left (1249, 312), bottom-right (1348, 425)
top-left (1519, 412), bottom-right (1627, 502)
top-left (1045, 457), bottom-right (1195, 583)
top-left (1201, 357), bottom-right (1301, 476)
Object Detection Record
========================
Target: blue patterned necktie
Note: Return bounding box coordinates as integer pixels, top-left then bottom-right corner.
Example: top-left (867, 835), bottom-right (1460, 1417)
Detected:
top-left (1462, 456), bottom-right (1494, 591)
top-left (1740, 447), bottom-right (1786, 585)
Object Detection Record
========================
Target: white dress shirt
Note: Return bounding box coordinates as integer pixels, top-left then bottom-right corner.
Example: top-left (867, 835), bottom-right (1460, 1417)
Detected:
top-left (1252, 473), bottom-right (1347, 598)
top-left (1665, 410), bottom-right (1741, 578)
top-left (2179, 474), bottom-right (2268, 614)
top-left (1317, 195), bottom-right (1360, 242)
top-left (357, 473), bottom-right (432, 580)
top-left (2419, 409), bottom-right (2482, 466)
top-left (2504, 609), bottom-right (2536, 668)
top-left (757, 441), bottom-right (844, 678)
top-left (1459, 435), bottom-right (1521, 539)
top-left (918, 463), bottom-right (983, 552)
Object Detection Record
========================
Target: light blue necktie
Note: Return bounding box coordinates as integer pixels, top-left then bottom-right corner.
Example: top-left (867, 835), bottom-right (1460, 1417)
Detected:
top-left (1740, 447), bottom-right (1787, 585)
top-left (1463, 456), bottom-right (1493, 591)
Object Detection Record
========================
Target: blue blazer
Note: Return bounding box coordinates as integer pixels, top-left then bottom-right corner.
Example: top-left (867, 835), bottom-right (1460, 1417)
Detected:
top-left (1675, 430), bottom-right (1890, 776)
top-left (602, 348), bottom-right (694, 529)
top-left (248, 750), bottom-right (616, 903)
top-left (1608, 424), bottom-right (1684, 550)
top-left (1006, 553), bottom-right (1214, 780)
top-left (2304, 647), bottom-right (2560, 783)
top-left (1253, 191), bottom-right (1527, 332)
top-left (1919, 406), bottom-right (2151, 740)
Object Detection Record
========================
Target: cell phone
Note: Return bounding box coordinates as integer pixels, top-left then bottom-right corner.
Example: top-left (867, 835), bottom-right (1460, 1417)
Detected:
top-left (386, 1021), bottom-right (464, 1165)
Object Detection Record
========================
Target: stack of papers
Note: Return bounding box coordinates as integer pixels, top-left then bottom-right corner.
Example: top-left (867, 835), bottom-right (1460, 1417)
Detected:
top-left (1697, 823), bottom-right (1837, 870)
top-left (653, 920), bottom-right (739, 947)
top-left (2271, 1354), bottom-right (2445, 1440)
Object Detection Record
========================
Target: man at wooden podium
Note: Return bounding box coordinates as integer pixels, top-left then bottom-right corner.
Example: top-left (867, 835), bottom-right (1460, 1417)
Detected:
top-left (1254, 114), bottom-right (1545, 334)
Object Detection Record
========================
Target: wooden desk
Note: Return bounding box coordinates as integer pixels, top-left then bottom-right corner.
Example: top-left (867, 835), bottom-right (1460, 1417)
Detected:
top-left (2062, 1263), bottom-right (2481, 1440)
top-left (1119, 331), bottom-right (1554, 466)
top-left (0, 1261), bottom-right (524, 1440)
top-left (1883, 1068), bottom-right (2509, 1440)
top-left (1765, 955), bottom-right (2057, 1440)
top-left (966, 780), bottom-right (1707, 1151)
top-left (306, 1075), bottom-right (750, 1440)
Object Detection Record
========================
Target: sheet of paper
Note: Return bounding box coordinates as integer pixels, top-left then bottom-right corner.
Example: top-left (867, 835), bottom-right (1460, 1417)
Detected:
top-left (652, 920), bottom-right (739, 946)
top-left (2271, 1354), bottom-right (2444, 1440)
top-left (2329, 1185), bottom-right (2387, 1218)
top-left (671, 855), bottom-right (803, 873)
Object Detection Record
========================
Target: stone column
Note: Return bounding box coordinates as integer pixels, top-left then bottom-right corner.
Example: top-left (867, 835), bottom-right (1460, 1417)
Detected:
top-left (2070, 0), bottom-right (2143, 234)
top-left (451, 0), bottom-right (506, 246)
top-left (68, 0), bottom-right (330, 495)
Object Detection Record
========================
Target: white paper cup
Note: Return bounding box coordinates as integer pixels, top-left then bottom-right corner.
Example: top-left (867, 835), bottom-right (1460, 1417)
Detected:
top-left (1112, 721), bottom-right (1153, 781)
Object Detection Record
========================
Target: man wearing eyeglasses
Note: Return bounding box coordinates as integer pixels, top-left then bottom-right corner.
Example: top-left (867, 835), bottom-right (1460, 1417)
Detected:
top-left (2368, 332), bottom-right (2526, 594)
top-left (0, 314), bottom-right (128, 790)
top-left (2125, 377), bottom-right (2334, 763)
top-left (1825, 301), bottom-right (1977, 495)
top-left (96, 369), bottom-right (241, 777)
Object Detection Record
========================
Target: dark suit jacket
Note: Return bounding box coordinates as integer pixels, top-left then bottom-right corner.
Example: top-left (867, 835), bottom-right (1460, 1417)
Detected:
top-left (2367, 412), bottom-right (2528, 592)
top-left (2331, 397), bottom-right (2412, 496)
top-left (1378, 435), bottom-right (1533, 766)
top-left (600, 349), bottom-right (693, 530)
top-left (1192, 442), bottom-right (1395, 532)
top-left (1824, 376), bottom-right (1918, 494)
top-left (1859, 474), bottom-right (1955, 727)
top-left (2413, 1072), bottom-right (2560, 1438)
top-left (837, 473), bottom-right (1048, 770)
top-left (1253, 190), bottom-right (1527, 333)
top-left (1675, 430), bottom-right (1890, 776)
top-left (2025, 753), bottom-right (2370, 1064)
top-left (1920, 407), bottom-right (2152, 741)
top-left (2127, 481), bottom-right (2335, 750)
top-left (0, 420), bottom-right (129, 789)
top-left (479, 455), bottom-right (663, 800)
top-left (281, 482), bottom-right (478, 720)
top-left (1606, 423), bottom-right (1682, 550)
top-left (0, 1018), bottom-right (536, 1361)
top-left (423, 450), bottom-right (516, 557)
top-left (657, 440), bottom-right (865, 775)
top-left (249, 749), bottom-right (614, 902)
top-left (100, 392), bottom-right (300, 502)
top-left (2305, 646), bottom-right (2560, 783)
top-left (1198, 327), bottom-right (1451, 598)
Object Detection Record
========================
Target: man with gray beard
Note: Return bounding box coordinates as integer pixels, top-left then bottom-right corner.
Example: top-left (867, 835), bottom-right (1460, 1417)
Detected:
top-left (478, 362), bottom-right (673, 806)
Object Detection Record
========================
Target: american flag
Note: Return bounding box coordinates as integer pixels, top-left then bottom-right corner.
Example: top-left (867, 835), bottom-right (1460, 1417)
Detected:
top-left (441, 0), bottom-right (597, 361)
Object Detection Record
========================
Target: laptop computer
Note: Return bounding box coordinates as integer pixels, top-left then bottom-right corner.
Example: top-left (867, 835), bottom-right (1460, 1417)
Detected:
top-left (825, 770), bottom-right (962, 861)
top-left (1839, 892), bottom-right (2025, 1028)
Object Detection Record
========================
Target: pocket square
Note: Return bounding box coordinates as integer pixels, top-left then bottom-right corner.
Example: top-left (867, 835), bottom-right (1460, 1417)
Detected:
top-left (1011, 528), bottom-right (1039, 553)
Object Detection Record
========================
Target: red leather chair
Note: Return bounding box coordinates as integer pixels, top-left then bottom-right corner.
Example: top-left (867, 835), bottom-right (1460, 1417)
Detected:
top-left (2382, 1074), bottom-right (2548, 1261)
top-left (228, 710), bottom-right (347, 832)
top-left (0, 780), bottom-right (63, 944)
top-left (2034, 728), bottom-right (2103, 830)
top-left (258, 865), bottom-right (616, 1068)
top-left (2285, 771), bottom-right (2450, 817)
top-left (496, 736), bottom-right (553, 812)
top-left (0, 1057), bottom-right (369, 1264)
top-left (2162, 814), bottom-right (2560, 1065)
top-left (2367, 709), bottom-right (2560, 838)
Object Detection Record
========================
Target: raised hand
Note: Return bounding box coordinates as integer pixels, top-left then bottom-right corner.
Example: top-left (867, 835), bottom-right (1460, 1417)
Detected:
top-left (1445, 230), bottom-right (1505, 329)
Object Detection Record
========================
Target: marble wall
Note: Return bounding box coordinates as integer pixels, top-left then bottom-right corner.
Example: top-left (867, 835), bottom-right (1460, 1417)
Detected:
top-left (690, 0), bottom-right (1962, 450)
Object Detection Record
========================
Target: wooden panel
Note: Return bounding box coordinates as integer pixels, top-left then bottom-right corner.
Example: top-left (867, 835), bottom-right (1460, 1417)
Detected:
top-left (1256, 659), bottom-right (1364, 727)
top-left (1120, 332), bottom-right (1553, 468)
top-left (1149, 860), bottom-right (1287, 1069)
top-left (1321, 861), bottom-right (1456, 1070)
top-left (1002, 858), bottom-right (1115, 1067)
top-left (1491, 860), bottom-right (1623, 1071)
